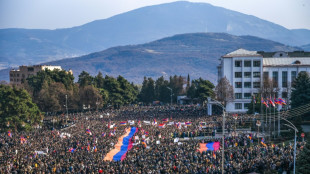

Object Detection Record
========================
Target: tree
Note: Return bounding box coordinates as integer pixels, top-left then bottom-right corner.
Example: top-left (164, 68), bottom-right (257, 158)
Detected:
top-left (290, 72), bottom-right (310, 132)
top-left (103, 75), bottom-right (124, 108)
top-left (94, 72), bottom-right (105, 88)
top-left (215, 77), bottom-right (234, 106)
top-left (187, 78), bottom-right (215, 103)
top-left (117, 75), bottom-right (138, 105)
top-left (79, 85), bottom-right (102, 110)
top-left (139, 77), bottom-right (155, 104)
top-left (155, 76), bottom-right (170, 103)
top-left (291, 71), bottom-right (310, 108)
top-left (296, 141), bottom-right (310, 174)
top-left (0, 85), bottom-right (43, 132)
top-left (78, 71), bottom-right (94, 87)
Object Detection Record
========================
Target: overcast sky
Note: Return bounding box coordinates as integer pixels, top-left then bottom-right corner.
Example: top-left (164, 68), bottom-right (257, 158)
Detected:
top-left (0, 0), bottom-right (309, 30)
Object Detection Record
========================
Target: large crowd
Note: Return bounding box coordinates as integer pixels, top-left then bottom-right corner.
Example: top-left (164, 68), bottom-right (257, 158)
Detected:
top-left (0, 105), bottom-right (305, 174)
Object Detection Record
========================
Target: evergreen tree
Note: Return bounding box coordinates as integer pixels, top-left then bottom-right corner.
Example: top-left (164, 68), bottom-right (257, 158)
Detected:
top-left (291, 71), bottom-right (310, 108)
top-left (187, 78), bottom-right (215, 103)
top-left (155, 76), bottom-right (170, 103)
top-left (0, 85), bottom-right (43, 132)
top-left (296, 141), bottom-right (310, 174)
top-left (78, 71), bottom-right (94, 87)
top-left (139, 77), bottom-right (155, 104)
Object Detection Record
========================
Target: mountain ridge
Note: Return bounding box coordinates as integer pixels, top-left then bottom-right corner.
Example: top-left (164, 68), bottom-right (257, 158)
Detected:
top-left (0, 32), bottom-right (298, 84)
top-left (0, 1), bottom-right (309, 70)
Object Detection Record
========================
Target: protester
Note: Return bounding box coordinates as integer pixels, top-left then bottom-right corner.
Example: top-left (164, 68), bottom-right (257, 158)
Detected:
top-left (0, 105), bottom-right (304, 173)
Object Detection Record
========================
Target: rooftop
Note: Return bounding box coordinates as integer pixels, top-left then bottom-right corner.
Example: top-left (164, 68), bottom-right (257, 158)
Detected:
top-left (258, 51), bottom-right (310, 58)
top-left (222, 48), bottom-right (261, 58)
top-left (263, 57), bottom-right (310, 66)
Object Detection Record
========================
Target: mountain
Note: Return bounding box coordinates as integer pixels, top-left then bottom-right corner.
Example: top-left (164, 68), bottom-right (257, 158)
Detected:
top-left (0, 1), bottom-right (309, 70)
top-left (0, 33), bottom-right (297, 83)
top-left (301, 43), bottom-right (310, 51)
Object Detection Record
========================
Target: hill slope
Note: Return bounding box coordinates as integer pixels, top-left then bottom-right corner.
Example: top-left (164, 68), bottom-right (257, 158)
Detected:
top-left (15, 33), bottom-right (298, 84)
top-left (0, 1), bottom-right (309, 69)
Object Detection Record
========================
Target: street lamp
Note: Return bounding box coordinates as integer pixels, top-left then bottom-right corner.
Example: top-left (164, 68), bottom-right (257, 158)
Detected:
top-left (167, 87), bottom-right (173, 105)
top-left (65, 95), bottom-right (68, 124)
top-left (283, 123), bottom-right (298, 174)
top-left (209, 99), bottom-right (226, 174)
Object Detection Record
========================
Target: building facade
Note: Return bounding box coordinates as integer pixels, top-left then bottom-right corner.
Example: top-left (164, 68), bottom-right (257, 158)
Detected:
top-left (9, 65), bottom-right (63, 85)
top-left (217, 49), bottom-right (310, 113)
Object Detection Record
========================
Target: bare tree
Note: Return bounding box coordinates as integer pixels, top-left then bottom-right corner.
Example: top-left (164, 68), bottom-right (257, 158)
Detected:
top-left (215, 77), bottom-right (234, 106)
top-left (259, 78), bottom-right (279, 98)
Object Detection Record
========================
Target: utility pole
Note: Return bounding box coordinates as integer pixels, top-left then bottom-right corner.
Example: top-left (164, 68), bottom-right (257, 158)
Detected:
top-left (65, 94), bottom-right (68, 124)
top-left (167, 87), bottom-right (172, 105)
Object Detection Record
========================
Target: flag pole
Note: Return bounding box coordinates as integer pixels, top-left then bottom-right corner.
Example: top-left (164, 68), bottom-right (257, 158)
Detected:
top-left (273, 95), bottom-right (276, 139)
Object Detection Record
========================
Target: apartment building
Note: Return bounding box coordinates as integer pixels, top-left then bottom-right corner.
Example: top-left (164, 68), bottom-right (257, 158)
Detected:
top-left (217, 49), bottom-right (310, 113)
top-left (9, 65), bottom-right (63, 85)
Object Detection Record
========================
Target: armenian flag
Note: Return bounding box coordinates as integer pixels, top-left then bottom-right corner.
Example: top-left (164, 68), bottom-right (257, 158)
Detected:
top-left (120, 121), bottom-right (127, 125)
top-left (268, 98), bottom-right (275, 107)
top-left (261, 98), bottom-right (269, 108)
top-left (68, 148), bottom-right (76, 153)
top-left (20, 136), bottom-right (27, 144)
top-left (162, 118), bottom-right (169, 122)
top-left (248, 134), bottom-right (252, 140)
top-left (142, 139), bottom-right (147, 148)
top-left (87, 144), bottom-right (90, 151)
top-left (278, 98), bottom-right (287, 105)
top-left (8, 130), bottom-right (12, 138)
top-left (104, 127), bottom-right (138, 161)
top-left (274, 98), bottom-right (280, 105)
top-left (86, 129), bottom-right (92, 135)
top-left (185, 122), bottom-right (192, 126)
top-left (261, 138), bottom-right (267, 147)
top-left (199, 142), bottom-right (220, 153)
top-left (93, 146), bottom-right (97, 152)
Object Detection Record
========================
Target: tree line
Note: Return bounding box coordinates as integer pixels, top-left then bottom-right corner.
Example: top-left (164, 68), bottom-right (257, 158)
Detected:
top-left (14, 70), bottom-right (216, 113)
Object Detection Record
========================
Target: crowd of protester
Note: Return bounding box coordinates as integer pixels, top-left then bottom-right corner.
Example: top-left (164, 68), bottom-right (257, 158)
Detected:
top-left (0, 105), bottom-right (305, 173)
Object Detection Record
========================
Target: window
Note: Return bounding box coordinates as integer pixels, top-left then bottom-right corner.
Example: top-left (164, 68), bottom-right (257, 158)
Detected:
top-left (244, 93), bottom-right (251, 99)
top-left (282, 71), bottom-right (288, 87)
top-left (263, 72), bottom-right (269, 82)
top-left (235, 103), bottom-right (242, 109)
top-left (282, 92), bottom-right (288, 98)
top-left (291, 71), bottom-right (297, 82)
top-left (244, 82), bottom-right (251, 88)
top-left (235, 72), bottom-right (242, 78)
top-left (244, 61), bottom-right (251, 67)
top-left (272, 71), bottom-right (278, 87)
top-left (235, 61), bottom-right (242, 67)
top-left (253, 61), bottom-right (261, 67)
top-left (253, 82), bottom-right (260, 88)
top-left (17, 74), bottom-right (19, 77)
top-left (244, 103), bottom-right (250, 109)
top-left (235, 82), bottom-right (242, 88)
top-left (27, 67), bottom-right (34, 72)
top-left (235, 93), bottom-right (242, 99)
top-left (253, 72), bottom-right (260, 78)
top-left (244, 72), bottom-right (251, 78)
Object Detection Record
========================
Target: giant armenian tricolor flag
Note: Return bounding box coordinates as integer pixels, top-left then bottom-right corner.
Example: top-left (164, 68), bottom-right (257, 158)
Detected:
top-left (199, 142), bottom-right (220, 153)
top-left (104, 127), bottom-right (138, 161)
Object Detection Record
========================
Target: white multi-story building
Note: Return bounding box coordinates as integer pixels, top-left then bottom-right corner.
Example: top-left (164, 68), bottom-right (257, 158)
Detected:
top-left (217, 49), bottom-right (310, 113)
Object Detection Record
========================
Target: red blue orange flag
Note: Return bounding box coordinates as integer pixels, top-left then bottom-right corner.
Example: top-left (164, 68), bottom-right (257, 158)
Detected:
top-left (278, 98), bottom-right (286, 105)
top-left (8, 130), bottom-right (12, 138)
top-left (199, 142), bottom-right (220, 153)
top-left (86, 129), bottom-right (92, 135)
